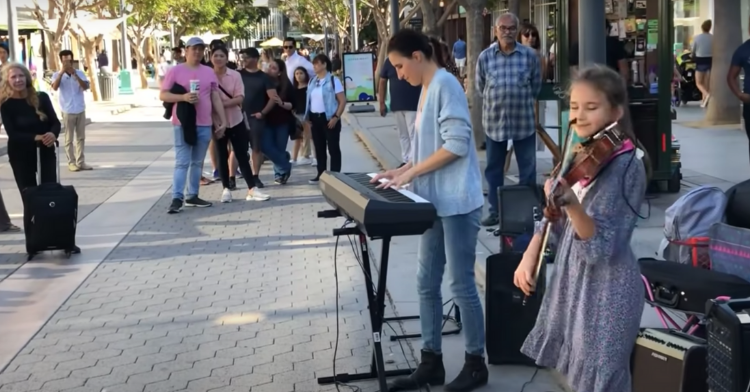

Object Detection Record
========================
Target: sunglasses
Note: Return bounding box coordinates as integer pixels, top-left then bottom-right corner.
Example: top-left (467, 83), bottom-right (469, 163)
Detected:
top-left (283, 45), bottom-right (295, 49)
top-left (522, 31), bottom-right (539, 38)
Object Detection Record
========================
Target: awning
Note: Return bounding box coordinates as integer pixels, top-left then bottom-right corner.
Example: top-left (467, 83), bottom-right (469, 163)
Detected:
top-left (260, 37), bottom-right (283, 47)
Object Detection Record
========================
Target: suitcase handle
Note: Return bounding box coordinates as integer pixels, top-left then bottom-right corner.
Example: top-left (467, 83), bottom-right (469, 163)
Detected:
top-left (37, 140), bottom-right (60, 185)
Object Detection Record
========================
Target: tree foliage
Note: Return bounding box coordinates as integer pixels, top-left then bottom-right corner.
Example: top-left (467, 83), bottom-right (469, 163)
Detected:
top-left (168, 0), bottom-right (268, 38)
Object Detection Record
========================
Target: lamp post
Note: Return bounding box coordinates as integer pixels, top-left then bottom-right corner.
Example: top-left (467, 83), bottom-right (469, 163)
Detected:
top-left (350, 0), bottom-right (359, 51)
top-left (389, 0), bottom-right (399, 35)
top-left (169, 15), bottom-right (176, 48)
top-left (118, 0), bottom-right (134, 94)
top-left (5, 0), bottom-right (19, 62)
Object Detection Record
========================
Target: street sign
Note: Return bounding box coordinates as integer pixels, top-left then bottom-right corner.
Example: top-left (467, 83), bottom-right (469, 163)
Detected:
top-left (287, 31), bottom-right (303, 38)
top-left (408, 17), bottom-right (423, 31)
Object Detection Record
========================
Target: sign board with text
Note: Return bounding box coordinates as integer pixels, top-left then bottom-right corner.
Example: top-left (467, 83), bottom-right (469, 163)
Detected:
top-left (342, 52), bottom-right (376, 103)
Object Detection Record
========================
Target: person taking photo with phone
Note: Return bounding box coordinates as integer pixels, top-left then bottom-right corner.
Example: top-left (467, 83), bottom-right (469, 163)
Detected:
top-left (51, 50), bottom-right (92, 172)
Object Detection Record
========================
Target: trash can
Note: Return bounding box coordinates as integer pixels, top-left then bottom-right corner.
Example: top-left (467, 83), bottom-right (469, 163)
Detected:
top-left (98, 71), bottom-right (117, 102)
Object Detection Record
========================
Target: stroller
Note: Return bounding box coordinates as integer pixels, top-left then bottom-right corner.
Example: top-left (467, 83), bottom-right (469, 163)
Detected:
top-left (641, 186), bottom-right (750, 337)
top-left (674, 52), bottom-right (703, 106)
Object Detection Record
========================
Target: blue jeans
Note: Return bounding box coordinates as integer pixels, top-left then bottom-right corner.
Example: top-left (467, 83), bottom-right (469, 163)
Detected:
top-left (262, 123), bottom-right (292, 178)
top-left (173, 126), bottom-right (212, 200)
top-left (485, 133), bottom-right (537, 216)
top-left (417, 207), bottom-right (485, 356)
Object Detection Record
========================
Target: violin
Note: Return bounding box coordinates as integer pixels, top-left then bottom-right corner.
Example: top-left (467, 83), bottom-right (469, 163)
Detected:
top-left (523, 121), bottom-right (627, 305)
top-left (543, 122), bottom-right (627, 221)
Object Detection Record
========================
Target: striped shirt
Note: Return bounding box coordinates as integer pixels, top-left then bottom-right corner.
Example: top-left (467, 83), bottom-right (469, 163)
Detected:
top-left (475, 42), bottom-right (541, 142)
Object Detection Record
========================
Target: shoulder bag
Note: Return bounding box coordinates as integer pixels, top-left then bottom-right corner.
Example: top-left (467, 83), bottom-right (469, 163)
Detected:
top-left (218, 84), bottom-right (251, 132)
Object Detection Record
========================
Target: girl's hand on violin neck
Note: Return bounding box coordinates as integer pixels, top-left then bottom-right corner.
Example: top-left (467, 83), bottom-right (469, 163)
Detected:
top-left (557, 179), bottom-right (579, 209)
top-left (544, 179), bottom-right (554, 199)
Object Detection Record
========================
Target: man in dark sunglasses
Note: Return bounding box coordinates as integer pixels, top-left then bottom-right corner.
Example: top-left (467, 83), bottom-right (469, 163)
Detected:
top-left (282, 37), bottom-right (314, 83)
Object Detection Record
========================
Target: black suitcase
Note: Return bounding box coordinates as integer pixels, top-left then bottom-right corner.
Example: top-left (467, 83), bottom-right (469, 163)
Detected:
top-left (639, 258), bottom-right (750, 314)
top-left (22, 142), bottom-right (78, 260)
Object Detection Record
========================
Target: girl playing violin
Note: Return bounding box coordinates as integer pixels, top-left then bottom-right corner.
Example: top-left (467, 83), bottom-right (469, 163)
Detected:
top-left (514, 65), bottom-right (649, 392)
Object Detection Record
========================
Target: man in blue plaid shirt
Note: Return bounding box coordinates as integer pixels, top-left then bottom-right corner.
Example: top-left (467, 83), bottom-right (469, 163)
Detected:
top-left (476, 13), bottom-right (542, 226)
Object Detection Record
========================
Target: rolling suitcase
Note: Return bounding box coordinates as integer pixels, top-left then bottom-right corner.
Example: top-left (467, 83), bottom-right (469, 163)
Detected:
top-left (22, 141), bottom-right (79, 260)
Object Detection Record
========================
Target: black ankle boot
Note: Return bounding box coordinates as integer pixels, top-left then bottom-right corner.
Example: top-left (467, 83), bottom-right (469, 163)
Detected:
top-left (444, 352), bottom-right (489, 392)
top-left (388, 350), bottom-right (446, 392)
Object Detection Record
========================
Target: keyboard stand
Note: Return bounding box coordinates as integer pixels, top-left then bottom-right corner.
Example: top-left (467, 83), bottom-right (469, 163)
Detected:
top-left (317, 226), bottom-right (414, 391)
top-left (384, 302), bottom-right (462, 341)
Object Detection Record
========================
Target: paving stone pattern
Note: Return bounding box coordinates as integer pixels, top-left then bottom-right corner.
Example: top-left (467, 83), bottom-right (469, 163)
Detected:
top-left (0, 165), bottom-right (418, 392)
top-left (0, 119), bottom-right (175, 282)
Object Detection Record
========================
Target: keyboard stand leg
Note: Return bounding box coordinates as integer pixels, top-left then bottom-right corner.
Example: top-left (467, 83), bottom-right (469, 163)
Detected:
top-left (383, 303), bottom-right (462, 341)
top-left (317, 233), bottom-right (413, 391)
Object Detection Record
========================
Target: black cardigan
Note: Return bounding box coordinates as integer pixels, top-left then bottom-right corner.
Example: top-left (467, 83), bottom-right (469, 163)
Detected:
top-left (0, 92), bottom-right (61, 143)
top-left (163, 83), bottom-right (197, 145)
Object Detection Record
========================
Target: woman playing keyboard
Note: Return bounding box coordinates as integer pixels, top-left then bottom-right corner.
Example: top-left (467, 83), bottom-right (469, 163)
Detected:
top-left (370, 29), bottom-right (487, 392)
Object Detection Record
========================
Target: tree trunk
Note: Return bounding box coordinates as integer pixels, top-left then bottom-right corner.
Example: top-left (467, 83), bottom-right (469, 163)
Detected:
top-left (48, 39), bottom-right (62, 71)
top-left (373, 12), bottom-right (390, 86)
top-left (81, 41), bottom-right (100, 101)
top-left (463, 1), bottom-right (486, 148)
top-left (129, 36), bottom-right (148, 89)
top-left (508, 0), bottom-right (521, 16)
top-left (421, 0), bottom-right (438, 35)
top-left (705, 1), bottom-right (742, 125)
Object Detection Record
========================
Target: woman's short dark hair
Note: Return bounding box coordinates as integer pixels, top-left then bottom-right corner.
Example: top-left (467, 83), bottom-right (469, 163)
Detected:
top-left (518, 22), bottom-right (541, 50)
top-left (312, 54), bottom-right (332, 72)
top-left (211, 46), bottom-right (228, 57)
top-left (387, 29), bottom-right (434, 61)
top-left (292, 66), bottom-right (309, 87)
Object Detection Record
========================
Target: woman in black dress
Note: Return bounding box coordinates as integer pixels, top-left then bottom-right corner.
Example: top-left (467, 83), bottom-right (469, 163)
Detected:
top-left (0, 62), bottom-right (60, 192)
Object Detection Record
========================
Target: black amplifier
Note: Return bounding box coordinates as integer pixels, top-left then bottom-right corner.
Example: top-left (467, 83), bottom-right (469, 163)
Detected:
top-left (485, 252), bottom-right (545, 366)
top-left (631, 328), bottom-right (707, 392)
top-left (706, 299), bottom-right (750, 392)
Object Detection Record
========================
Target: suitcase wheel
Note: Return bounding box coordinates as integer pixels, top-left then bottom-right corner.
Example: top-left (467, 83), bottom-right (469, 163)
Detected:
top-left (27, 253), bottom-right (35, 261)
top-left (64, 250), bottom-right (72, 258)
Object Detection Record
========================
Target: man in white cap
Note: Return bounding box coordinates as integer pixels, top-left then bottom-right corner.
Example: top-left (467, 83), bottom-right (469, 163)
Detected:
top-left (160, 37), bottom-right (228, 214)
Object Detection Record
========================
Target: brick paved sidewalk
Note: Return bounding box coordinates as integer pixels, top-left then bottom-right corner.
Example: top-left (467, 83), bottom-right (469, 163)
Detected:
top-left (0, 109), bottom-right (175, 282)
top-left (0, 134), bottom-right (418, 392)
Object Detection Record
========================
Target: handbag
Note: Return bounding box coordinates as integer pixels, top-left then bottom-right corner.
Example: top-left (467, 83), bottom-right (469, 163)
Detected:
top-left (289, 117), bottom-right (304, 141)
top-left (218, 84), bottom-right (251, 131)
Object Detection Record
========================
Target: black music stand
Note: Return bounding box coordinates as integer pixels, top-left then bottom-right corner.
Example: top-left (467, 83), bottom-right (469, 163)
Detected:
top-left (317, 210), bottom-right (414, 392)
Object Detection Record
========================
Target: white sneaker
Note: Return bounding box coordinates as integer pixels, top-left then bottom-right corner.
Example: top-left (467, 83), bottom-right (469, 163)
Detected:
top-left (296, 157), bottom-right (312, 165)
top-left (310, 158), bottom-right (317, 166)
top-left (246, 189), bottom-right (270, 201)
top-left (221, 188), bottom-right (232, 203)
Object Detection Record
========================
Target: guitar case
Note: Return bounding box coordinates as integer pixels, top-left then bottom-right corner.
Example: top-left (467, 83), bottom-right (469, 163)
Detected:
top-left (639, 258), bottom-right (750, 314)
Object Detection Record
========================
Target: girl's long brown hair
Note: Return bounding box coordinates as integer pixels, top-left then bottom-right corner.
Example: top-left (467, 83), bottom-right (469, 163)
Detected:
top-left (0, 63), bottom-right (47, 121)
top-left (570, 65), bottom-right (653, 180)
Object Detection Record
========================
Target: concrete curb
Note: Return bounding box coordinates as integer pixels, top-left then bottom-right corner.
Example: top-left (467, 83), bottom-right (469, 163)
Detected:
top-left (109, 104), bottom-right (138, 116)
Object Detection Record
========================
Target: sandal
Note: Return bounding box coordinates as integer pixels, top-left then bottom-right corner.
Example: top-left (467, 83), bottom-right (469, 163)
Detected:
top-left (1, 224), bottom-right (21, 233)
top-left (200, 176), bottom-right (213, 186)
